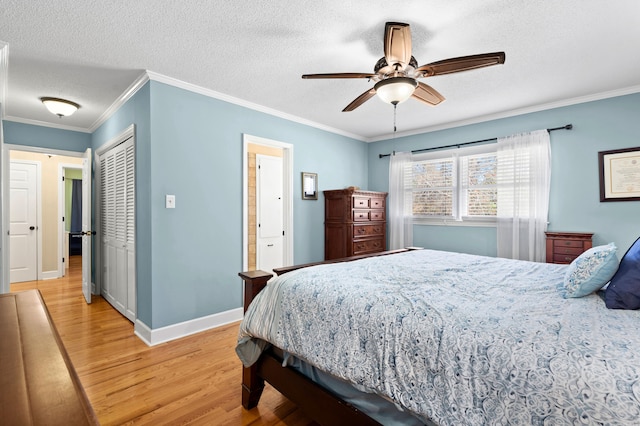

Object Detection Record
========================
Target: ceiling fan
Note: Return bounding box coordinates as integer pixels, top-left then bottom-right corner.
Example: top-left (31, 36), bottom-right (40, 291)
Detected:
top-left (302, 22), bottom-right (505, 112)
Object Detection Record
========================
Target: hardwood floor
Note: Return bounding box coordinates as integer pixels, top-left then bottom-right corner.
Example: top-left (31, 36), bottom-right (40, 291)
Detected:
top-left (10, 256), bottom-right (316, 425)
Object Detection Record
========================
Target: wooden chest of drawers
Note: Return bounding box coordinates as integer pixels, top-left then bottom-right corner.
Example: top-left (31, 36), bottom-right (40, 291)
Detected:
top-left (324, 189), bottom-right (387, 260)
top-left (545, 232), bottom-right (593, 264)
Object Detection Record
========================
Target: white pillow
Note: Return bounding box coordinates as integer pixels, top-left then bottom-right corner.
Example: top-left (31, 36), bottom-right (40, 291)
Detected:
top-left (564, 243), bottom-right (618, 298)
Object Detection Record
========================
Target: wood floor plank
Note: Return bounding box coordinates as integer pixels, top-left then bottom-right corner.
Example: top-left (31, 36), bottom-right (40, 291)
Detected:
top-left (11, 256), bottom-right (317, 426)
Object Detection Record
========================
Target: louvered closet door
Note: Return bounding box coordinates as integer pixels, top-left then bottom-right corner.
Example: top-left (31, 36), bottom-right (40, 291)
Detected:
top-left (99, 137), bottom-right (136, 322)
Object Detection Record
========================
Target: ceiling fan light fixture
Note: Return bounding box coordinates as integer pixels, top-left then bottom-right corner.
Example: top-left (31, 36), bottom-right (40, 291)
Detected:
top-left (374, 77), bottom-right (417, 105)
top-left (41, 97), bottom-right (80, 117)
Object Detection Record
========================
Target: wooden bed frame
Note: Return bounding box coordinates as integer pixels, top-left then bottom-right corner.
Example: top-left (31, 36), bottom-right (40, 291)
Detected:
top-left (238, 249), bottom-right (415, 426)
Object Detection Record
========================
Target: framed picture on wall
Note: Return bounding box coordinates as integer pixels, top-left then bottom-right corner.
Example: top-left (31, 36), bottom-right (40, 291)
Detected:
top-left (302, 172), bottom-right (318, 200)
top-left (598, 146), bottom-right (640, 202)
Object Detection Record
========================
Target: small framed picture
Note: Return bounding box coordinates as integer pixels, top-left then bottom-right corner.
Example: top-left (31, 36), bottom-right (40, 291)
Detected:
top-left (301, 172), bottom-right (318, 200)
top-left (598, 146), bottom-right (640, 202)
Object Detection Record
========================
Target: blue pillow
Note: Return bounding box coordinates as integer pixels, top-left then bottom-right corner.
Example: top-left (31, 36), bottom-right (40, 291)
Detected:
top-left (564, 243), bottom-right (618, 298)
top-left (605, 236), bottom-right (640, 309)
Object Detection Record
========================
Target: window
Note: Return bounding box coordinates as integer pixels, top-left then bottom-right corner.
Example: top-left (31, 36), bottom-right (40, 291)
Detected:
top-left (405, 144), bottom-right (497, 225)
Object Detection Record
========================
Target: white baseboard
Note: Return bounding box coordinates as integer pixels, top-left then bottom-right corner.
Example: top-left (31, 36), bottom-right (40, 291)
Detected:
top-left (41, 270), bottom-right (60, 280)
top-left (134, 307), bottom-right (244, 346)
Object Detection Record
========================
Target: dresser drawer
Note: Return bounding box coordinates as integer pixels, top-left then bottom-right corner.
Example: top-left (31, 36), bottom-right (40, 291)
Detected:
top-left (553, 246), bottom-right (585, 256)
top-left (353, 238), bottom-right (385, 255)
top-left (353, 224), bottom-right (384, 238)
top-left (370, 209), bottom-right (385, 221)
top-left (553, 253), bottom-right (580, 264)
top-left (370, 198), bottom-right (385, 209)
top-left (553, 239), bottom-right (586, 249)
top-left (353, 210), bottom-right (370, 221)
top-left (353, 197), bottom-right (370, 208)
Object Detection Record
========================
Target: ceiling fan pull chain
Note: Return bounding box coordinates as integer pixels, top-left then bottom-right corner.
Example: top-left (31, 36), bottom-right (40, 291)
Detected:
top-left (393, 103), bottom-right (397, 136)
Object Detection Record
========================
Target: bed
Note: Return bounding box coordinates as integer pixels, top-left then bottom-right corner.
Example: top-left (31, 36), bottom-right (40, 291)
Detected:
top-left (237, 248), bottom-right (640, 425)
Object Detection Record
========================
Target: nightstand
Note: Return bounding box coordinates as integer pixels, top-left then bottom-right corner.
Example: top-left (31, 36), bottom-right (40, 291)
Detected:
top-left (545, 232), bottom-right (593, 264)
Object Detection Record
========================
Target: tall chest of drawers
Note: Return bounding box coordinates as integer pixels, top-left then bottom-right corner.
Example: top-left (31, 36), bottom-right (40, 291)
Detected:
top-left (545, 232), bottom-right (593, 264)
top-left (324, 189), bottom-right (388, 260)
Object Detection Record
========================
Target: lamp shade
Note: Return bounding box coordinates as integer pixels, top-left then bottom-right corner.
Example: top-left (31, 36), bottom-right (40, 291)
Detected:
top-left (374, 77), bottom-right (417, 105)
top-left (41, 97), bottom-right (80, 117)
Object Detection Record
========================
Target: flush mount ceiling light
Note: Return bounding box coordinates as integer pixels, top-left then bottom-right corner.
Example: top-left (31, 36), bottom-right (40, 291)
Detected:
top-left (374, 77), bottom-right (418, 105)
top-left (41, 97), bottom-right (80, 117)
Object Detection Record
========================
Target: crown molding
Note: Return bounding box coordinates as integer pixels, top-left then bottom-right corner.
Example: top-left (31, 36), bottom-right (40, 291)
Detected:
top-left (367, 84), bottom-right (640, 142)
top-left (8, 64), bottom-right (639, 144)
top-left (3, 114), bottom-right (90, 133)
top-left (146, 70), bottom-right (366, 142)
top-left (87, 70), bottom-right (150, 133)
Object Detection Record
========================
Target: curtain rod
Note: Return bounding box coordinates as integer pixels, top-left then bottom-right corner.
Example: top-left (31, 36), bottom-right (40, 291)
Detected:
top-left (378, 124), bottom-right (573, 159)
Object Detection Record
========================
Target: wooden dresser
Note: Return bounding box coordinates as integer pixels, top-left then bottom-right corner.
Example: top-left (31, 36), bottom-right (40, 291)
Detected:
top-left (545, 232), bottom-right (593, 264)
top-left (324, 189), bottom-right (387, 260)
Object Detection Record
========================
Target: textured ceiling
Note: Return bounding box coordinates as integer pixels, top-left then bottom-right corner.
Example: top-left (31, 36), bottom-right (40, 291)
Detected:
top-left (1, 0), bottom-right (639, 140)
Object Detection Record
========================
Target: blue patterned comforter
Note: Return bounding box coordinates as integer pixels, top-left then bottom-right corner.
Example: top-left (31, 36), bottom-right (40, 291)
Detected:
top-left (236, 249), bottom-right (640, 425)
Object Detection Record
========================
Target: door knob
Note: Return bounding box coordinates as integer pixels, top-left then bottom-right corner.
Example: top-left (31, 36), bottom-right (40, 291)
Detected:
top-left (29, 226), bottom-right (35, 230)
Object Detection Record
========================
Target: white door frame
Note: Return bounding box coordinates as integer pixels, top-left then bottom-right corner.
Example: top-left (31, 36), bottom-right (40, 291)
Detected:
top-left (242, 134), bottom-right (293, 272)
top-left (9, 159), bottom-right (42, 282)
top-left (0, 42), bottom-right (9, 292)
top-left (2, 144), bottom-right (86, 293)
top-left (58, 163), bottom-right (83, 277)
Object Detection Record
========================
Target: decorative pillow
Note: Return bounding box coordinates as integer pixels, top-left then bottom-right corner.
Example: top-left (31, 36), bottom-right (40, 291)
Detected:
top-left (605, 236), bottom-right (640, 309)
top-left (564, 243), bottom-right (618, 298)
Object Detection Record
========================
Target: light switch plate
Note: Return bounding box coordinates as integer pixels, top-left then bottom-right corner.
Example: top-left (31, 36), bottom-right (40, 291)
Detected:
top-left (165, 194), bottom-right (175, 209)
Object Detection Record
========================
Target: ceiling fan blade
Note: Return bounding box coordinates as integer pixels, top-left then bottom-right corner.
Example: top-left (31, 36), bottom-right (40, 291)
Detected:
top-left (342, 88), bottom-right (377, 112)
top-left (416, 52), bottom-right (506, 77)
top-left (412, 82), bottom-right (445, 106)
top-left (302, 73), bottom-right (376, 79)
top-left (384, 22), bottom-right (412, 69)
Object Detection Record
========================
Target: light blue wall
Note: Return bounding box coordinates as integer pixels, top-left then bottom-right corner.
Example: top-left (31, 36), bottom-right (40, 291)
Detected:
top-left (9, 81), bottom-right (637, 331)
top-left (368, 92), bottom-right (640, 257)
top-left (87, 80), bottom-right (367, 329)
top-left (91, 83), bottom-right (152, 325)
top-left (147, 81), bottom-right (367, 328)
top-left (3, 120), bottom-right (91, 152)
top-left (2, 81), bottom-right (367, 330)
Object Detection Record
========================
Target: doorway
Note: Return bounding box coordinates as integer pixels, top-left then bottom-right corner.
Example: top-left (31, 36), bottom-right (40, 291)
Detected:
top-left (243, 134), bottom-right (293, 273)
top-left (58, 163), bottom-right (83, 278)
top-left (2, 146), bottom-right (88, 293)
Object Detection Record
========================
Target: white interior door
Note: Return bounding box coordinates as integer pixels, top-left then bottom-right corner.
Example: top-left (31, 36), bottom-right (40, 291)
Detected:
top-left (82, 148), bottom-right (92, 304)
top-left (9, 161), bottom-right (38, 283)
top-left (256, 155), bottom-right (283, 274)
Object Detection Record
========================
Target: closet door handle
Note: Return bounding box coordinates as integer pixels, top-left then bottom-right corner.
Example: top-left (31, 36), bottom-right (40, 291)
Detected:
top-left (29, 226), bottom-right (35, 230)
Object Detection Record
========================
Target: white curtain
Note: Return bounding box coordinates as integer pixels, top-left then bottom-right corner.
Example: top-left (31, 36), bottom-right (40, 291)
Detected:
top-left (496, 130), bottom-right (551, 262)
top-left (388, 151), bottom-right (413, 250)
